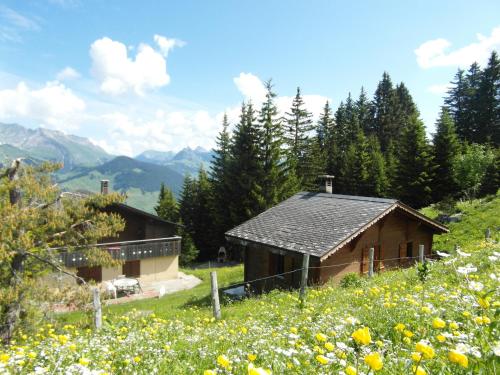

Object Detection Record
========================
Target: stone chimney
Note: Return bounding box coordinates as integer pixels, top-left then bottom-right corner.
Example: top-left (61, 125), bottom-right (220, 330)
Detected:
top-left (100, 180), bottom-right (109, 195)
top-left (318, 175), bottom-right (334, 194)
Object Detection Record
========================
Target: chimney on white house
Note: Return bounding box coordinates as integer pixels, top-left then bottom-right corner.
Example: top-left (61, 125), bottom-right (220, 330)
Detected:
top-left (100, 180), bottom-right (109, 195)
top-left (318, 175), bottom-right (334, 194)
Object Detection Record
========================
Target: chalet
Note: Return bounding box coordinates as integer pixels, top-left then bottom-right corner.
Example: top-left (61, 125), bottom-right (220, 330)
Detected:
top-left (225, 176), bottom-right (448, 292)
top-left (58, 180), bottom-right (181, 284)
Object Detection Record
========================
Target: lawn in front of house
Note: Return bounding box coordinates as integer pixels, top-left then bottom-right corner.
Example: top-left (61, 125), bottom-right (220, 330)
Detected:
top-left (57, 264), bottom-right (244, 327)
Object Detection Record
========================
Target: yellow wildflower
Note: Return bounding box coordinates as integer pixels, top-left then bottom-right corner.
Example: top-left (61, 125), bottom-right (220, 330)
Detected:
top-left (247, 353), bottom-right (257, 361)
top-left (415, 341), bottom-right (435, 359)
top-left (217, 355), bottom-right (231, 369)
top-left (412, 365), bottom-right (427, 375)
top-left (248, 363), bottom-right (271, 375)
top-left (316, 355), bottom-right (329, 365)
top-left (411, 352), bottom-right (422, 362)
top-left (79, 357), bottom-right (90, 366)
top-left (394, 323), bottom-right (405, 332)
top-left (352, 327), bottom-right (372, 345)
top-left (204, 370), bottom-right (216, 375)
top-left (421, 306), bottom-right (432, 314)
top-left (27, 352), bottom-right (37, 359)
top-left (0, 354), bottom-right (10, 364)
top-left (404, 330), bottom-right (414, 338)
top-left (290, 327), bottom-right (298, 334)
top-left (432, 317), bottom-right (446, 329)
top-left (345, 365), bottom-right (357, 375)
top-left (436, 334), bottom-right (446, 343)
top-left (478, 297), bottom-right (490, 309)
top-left (133, 356), bottom-right (141, 363)
top-left (324, 342), bottom-right (335, 351)
top-left (448, 350), bottom-right (468, 368)
top-left (403, 337), bottom-right (412, 344)
top-left (315, 333), bottom-right (327, 342)
top-left (449, 321), bottom-right (459, 330)
top-left (364, 352), bottom-right (383, 371)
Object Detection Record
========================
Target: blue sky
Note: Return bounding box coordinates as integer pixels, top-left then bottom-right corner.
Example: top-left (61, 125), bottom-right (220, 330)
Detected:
top-left (0, 0), bottom-right (499, 155)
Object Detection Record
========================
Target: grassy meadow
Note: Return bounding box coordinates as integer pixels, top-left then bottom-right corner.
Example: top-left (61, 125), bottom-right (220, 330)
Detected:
top-left (1, 194), bottom-right (499, 374)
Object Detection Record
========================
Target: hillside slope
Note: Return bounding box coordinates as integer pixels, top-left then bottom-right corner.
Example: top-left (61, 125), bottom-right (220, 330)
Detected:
top-left (5, 195), bottom-right (499, 374)
top-left (0, 123), bottom-right (110, 168)
top-left (55, 156), bottom-right (184, 211)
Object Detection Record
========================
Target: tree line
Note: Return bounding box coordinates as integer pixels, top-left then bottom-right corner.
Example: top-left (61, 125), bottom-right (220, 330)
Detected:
top-left (156, 51), bottom-right (500, 263)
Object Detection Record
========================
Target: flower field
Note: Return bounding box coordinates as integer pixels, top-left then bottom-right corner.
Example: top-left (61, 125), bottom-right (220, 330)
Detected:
top-left (1, 240), bottom-right (498, 374)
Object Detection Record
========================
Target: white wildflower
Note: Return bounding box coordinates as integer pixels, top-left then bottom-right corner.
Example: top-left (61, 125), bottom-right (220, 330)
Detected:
top-left (468, 281), bottom-right (484, 291)
top-left (436, 251), bottom-right (451, 257)
top-left (494, 342), bottom-right (500, 356)
top-left (457, 249), bottom-right (471, 257)
top-left (457, 265), bottom-right (477, 274)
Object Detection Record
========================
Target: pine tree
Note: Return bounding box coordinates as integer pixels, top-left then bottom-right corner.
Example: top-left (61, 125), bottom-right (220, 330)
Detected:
top-left (344, 93), bottom-right (361, 145)
top-left (356, 87), bottom-right (372, 135)
top-left (445, 69), bottom-right (470, 141)
top-left (178, 175), bottom-right (198, 248)
top-left (192, 167), bottom-right (215, 260)
top-left (384, 140), bottom-right (399, 197)
top-left (464, 62), bottom-right (482, 142)
top-left (371, 72), bottom-right (400, 151)
top-left (365, 136), bottom-right (388, 197)
top-left (394, 114), bottom-right (434, 208)
top-left (316, 101), bottom-right (335, 182)
top-left (285, 87), bottom-right (315, 187)
top-left (395, 82), bottom-right (418, 133)
top-left (338, 130), bottom-right (369, 195)
top-left (479, 147), bottom-right (500, 196)
top-left (258, 80), bottom-right (288, 205)
top-left (475, 51), bottom-right (500, 146)
top-left (317, 101), bottom-right (334, 151)
top-left (210, 114), bottom-right (233, 244)
top-left (228, 103), bottom-right (265, 225)
top-left (432, 107), bottom-right (460, 201)
top-left (155, 183), bottom-right (179, 223)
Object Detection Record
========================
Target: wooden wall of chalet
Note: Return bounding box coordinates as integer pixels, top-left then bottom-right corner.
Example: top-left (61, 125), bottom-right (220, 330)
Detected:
top-left (100, 205), bottom-right (176, 242)
top-left (318, 208), bottom-right (434, 283)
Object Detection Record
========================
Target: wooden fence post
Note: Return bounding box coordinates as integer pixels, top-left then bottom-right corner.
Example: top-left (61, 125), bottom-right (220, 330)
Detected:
top-left (299, 254), bottom-right (310, 306)
top-left (419, 244), bottom-right (425, 263)
top-left (93, 287), bottom-right (102, 330)
top-left (485, 228), bottom-right (491, 240)
top-left (368, 247), bottom-right (374, 277)
top-left (210, 271), bottom-right (221, 320)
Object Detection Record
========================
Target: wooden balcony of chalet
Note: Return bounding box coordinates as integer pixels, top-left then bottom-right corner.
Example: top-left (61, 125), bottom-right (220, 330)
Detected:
top-left (59, 236), bottom-right (181, 268)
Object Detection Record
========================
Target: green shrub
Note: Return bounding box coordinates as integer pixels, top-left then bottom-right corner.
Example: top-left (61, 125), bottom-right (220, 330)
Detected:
top-left (339, 272), bottom-right (363, 288)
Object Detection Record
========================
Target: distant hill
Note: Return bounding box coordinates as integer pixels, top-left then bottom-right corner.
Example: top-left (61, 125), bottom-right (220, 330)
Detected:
top-left (136, 146), bottom-right (214, 176)
top-left (55, 156), bottom-right (185, 213)
top-left (0, 123), bottom-right (111, 169)
top-left (0, 123), bottom-right (204, 212)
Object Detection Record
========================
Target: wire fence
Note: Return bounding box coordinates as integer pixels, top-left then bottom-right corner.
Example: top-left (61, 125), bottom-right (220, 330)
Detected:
top-left (218, 254), bottom-right (428, 294)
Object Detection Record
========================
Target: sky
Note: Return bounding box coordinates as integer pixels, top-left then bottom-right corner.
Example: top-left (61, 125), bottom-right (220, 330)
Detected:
top-left (0, 0), bottom-right (499, 156)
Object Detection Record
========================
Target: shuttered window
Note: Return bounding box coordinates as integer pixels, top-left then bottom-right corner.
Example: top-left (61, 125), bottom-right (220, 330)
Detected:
top-left (123, 260), bottom-right (140, 278)
top-left (77, 266), bottom-right (102, 283)
top-left (361, 247), bottom-right (369, 274)
top-left (399, 243), bottom-right (407, 264)
top-left (376, 245), bottom-right (385, 271)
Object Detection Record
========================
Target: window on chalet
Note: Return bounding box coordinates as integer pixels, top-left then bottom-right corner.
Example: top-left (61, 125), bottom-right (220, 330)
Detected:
top-left (407, 242), bottom-right (413, 259)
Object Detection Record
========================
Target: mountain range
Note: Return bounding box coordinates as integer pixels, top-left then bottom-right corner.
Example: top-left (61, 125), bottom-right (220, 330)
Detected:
top-left (0, 123), bottom-right (213, 212)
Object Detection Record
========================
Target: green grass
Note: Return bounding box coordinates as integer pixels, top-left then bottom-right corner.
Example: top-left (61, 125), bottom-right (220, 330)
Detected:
top-left (421, 191), bottom-right (500, 251)
top-left (5, 194), bottom-right (499, 374)
top-left (57, 264), bottom-right (244, 326)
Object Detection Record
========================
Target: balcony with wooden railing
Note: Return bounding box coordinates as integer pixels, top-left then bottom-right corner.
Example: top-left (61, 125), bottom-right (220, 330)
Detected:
top-left (59, 236), bottom-right (181, 268)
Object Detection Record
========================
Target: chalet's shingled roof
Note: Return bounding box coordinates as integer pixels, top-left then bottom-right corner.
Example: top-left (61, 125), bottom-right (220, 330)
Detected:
top-left (225, 192), bottom-right (448, 260)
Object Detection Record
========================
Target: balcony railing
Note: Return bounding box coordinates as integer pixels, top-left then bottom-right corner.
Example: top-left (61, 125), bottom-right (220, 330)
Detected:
top-left (59, 236), bottom-right (181, 268)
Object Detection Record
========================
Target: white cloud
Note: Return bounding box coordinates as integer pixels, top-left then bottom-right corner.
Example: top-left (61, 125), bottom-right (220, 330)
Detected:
top-left (90, 36), bottom-right (180, 95)
top-left (154, 34), bottom-right (185, 57)
top-left (0, 5), bottom-right (40, 42)
top-left (233, 72), bottom-right (267, 105)
top-left (427, 83), bottom-right (452, 95)
top-left (233, 72), bottom-right (330, 122)
top-left (56, 66), bottom-right (81, 81)
top-left (94, 108), bottom-right (219, 156)
top-left (415, 26), bottom-right (500, 69)
top-left (0, 81), bottom-right (85, 130)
